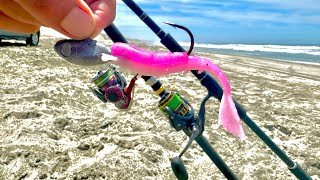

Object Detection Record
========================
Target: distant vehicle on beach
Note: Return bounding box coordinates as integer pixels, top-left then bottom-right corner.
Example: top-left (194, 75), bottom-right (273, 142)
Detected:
top-left (0, 29), bottom-right (40, 46)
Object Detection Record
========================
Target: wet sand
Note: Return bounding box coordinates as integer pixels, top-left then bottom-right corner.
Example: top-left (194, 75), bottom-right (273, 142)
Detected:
top-left (0, 33), bottom-right (319, 180)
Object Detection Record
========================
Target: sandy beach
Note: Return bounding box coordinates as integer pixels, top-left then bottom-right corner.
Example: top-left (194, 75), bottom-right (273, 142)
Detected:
top-left (0, 30), bottom-right (319, 180)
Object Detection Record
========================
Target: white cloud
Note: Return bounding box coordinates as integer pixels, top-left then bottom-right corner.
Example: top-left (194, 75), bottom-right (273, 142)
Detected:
top-left (113, 0), bottom-right (320, 42)
top-left (241, 0), bottom-right (320, 11)
top-left (117, 0), bottom-right (320, 25)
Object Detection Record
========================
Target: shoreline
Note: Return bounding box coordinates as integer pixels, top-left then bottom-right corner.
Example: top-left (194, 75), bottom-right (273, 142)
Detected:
top-left (207, 51), bottom-right (320, 82)
top-left (210, 52), bottom-right (320, 66)
top-left (180, 46), bottom-right (320, 66)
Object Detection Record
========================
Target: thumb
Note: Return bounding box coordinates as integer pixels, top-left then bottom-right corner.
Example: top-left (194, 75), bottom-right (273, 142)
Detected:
top-left (15, 0), bottom-right (96, 39)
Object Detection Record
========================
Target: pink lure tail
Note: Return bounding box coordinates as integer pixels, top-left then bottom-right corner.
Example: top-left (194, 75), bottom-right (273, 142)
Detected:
top-left (220, 93), bottom-right (246, 140)
top-left (190, 56), bottom-right (246, 139)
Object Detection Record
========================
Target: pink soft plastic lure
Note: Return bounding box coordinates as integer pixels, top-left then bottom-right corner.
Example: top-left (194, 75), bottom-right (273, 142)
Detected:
top-left (54, 39), bottom-right (245, 139)
top-left (110, 43), bottom-right (245, 139)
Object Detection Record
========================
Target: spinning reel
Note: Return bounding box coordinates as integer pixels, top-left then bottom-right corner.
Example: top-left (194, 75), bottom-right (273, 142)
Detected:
top-left (90, 64), bottom-right (137, 110)
top-left (158, 91), bottom-right (207, 180)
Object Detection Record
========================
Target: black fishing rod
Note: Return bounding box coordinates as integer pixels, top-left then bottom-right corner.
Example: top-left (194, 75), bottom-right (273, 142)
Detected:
top-left (118, 0), bottom-right (312, 179)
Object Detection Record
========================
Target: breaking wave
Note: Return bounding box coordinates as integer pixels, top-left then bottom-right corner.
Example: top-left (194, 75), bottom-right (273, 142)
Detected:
top-left (179, 43), bottom-right (320, 56)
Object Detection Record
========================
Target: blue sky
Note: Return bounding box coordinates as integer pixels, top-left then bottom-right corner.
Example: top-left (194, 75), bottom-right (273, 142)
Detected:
top-left (113, 0), bottom-right (320, 45)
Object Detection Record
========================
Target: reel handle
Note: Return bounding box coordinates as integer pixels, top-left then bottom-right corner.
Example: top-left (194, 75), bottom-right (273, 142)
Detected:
top-left (171, 157), bottom-right (188, 180)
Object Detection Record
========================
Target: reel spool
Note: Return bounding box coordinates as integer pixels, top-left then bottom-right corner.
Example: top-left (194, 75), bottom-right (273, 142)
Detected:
top-left (158, 92), bottom-right (192, 131)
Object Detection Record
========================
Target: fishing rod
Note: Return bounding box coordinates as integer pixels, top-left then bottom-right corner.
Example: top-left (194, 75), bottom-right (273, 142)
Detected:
top-left (116, 0), bottom-right (312, 179)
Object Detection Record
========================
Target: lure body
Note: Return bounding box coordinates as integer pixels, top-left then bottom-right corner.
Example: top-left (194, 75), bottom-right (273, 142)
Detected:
top-left (111, 43), bottom-right (245, 139)
top-left (54, 39), bottom-right (245, 139)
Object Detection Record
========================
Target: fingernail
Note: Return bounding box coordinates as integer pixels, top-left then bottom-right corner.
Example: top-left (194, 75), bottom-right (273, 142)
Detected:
top-left (60, 7), bottom-right (95, 39)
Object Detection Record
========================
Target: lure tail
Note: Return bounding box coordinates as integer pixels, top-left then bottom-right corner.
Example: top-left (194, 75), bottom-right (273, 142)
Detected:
top-left (219, 94), bottom-right (246, 140)
top-left (191, 56), bottom-right (246, 139)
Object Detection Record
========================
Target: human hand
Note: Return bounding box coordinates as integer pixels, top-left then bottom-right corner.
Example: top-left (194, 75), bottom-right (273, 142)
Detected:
top-left (0, 0), bottom-right (116, 39)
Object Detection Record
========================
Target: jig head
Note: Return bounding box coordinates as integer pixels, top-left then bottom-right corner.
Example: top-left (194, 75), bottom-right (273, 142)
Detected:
top-left (54, 38), bottom-right (116, 66)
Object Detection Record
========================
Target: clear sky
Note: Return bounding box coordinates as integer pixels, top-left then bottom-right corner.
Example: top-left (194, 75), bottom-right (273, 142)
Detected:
top-left (113, 0), bottom-right (320, 45)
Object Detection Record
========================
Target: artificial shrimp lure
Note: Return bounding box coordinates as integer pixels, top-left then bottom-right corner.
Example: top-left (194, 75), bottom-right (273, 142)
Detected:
top-left (54, 34), bottom-right (245, 140)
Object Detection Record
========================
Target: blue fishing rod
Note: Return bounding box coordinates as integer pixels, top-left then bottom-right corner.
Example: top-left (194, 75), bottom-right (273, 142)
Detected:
top-left (111, 0), bottom-right (311, 179)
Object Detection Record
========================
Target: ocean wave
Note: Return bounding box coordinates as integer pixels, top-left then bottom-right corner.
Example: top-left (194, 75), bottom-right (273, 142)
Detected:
top-left (177, 42), bottom-right (320, 56)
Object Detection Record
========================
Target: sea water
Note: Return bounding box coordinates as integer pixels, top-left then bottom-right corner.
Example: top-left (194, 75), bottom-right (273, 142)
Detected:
top-left (179, 43), bottom-right (320, 64)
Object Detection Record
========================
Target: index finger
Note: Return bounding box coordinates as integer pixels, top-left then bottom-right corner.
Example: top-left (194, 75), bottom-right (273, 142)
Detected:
top-left (84, 0), bottom-right (116, 37)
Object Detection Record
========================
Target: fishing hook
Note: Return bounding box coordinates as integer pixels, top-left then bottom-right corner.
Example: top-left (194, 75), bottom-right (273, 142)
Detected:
top-left (164, 22), bottom-right (194, 55)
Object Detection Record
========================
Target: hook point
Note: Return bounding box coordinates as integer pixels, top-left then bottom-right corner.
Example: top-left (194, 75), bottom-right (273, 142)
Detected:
top-left (163, 22), bottom-right (194, 55)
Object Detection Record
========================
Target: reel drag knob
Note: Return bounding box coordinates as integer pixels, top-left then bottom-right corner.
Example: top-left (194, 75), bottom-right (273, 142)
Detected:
top-left (171, 157), bottom-right (188, 180)
top-left (105, 86), bottom-right (124, 103)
